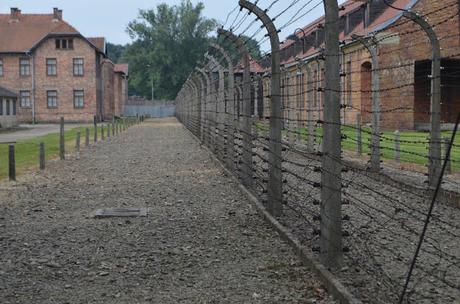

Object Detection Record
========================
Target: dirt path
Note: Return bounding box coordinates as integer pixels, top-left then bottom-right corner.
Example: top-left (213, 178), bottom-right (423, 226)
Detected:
top-left (0, 118), bottom-right (334, 304)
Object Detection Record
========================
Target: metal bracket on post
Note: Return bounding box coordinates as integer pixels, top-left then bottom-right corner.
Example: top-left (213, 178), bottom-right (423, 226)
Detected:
top-left (217, 28), bottom-right (253, 188)
top-left (321, 0), bottom-right (343, 270)
top-left (352, 34), bottom-right (381, 173)
top-left (239, 0), bottom-right (282, 216)
top-left (210, 43), bottom-right (235, 171)
top-left (403, 11), bottom-right (441, 189)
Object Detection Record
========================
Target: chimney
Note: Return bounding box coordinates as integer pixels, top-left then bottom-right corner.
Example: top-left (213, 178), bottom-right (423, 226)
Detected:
top-left (53, 8), bottom-right (63, 21)
top-left (10, 8), bottom-right (21, 22)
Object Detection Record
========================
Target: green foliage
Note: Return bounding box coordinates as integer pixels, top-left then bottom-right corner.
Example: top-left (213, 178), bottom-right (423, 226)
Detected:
top-left (106, 43), bottom-right (127, 63)
top-left (121, 0), bottom-right (217, 100)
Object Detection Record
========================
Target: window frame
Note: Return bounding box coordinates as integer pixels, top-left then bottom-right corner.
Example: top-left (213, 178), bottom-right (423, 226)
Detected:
top-left (19, 58), bottom-right (30, 76)
top-left (73, 90), bottom-right (85, 108)
top-left (46, 90), bottom-right (58, 109)
top-left (46, 58), bottom-right (57, 76)
top-left (19, 90), bottom-right (31, 108)
top-left (73, 58), bottom-right (84, 76)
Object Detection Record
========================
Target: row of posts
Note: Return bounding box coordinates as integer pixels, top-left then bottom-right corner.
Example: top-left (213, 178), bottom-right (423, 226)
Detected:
top-left (7, 115), bottom-right (143, 182)
top-left (175, 0), bottom-right (446, 270)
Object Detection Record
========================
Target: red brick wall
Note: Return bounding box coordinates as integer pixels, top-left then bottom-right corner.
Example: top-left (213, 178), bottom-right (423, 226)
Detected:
top-left (102, 60), bottom-right (114, 120)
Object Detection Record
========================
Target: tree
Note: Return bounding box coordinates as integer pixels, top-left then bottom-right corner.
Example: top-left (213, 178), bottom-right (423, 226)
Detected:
top-left (106, 43), bottom-right (126, 63)
top-left (122, 0), bottom-right (217, 100)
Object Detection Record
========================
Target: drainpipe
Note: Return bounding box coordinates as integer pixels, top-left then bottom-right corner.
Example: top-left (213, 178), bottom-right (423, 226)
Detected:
top-left (27, 51), bottom-right (36, 124)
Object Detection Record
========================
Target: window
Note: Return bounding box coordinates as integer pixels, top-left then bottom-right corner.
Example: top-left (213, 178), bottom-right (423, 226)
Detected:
top-left (6, 99), bottom-right (10, 115)
top-left (55, 38), bottom-right (74, 50)
top-left (73, 58), bottom-right (84, 76)
top-left (12, 100), bottom-right (16, 115)
top-left (0, 59), bottom-right (3, 76)
top-left (20, 90), bottom-right (31, 108)
top-left (20, 58), bottom-right (30, 76)
top-left (47, 90), bottom-right (58, 108)
top-left (74, 90), bottom-right (84, 108)
top-left (0, 99), bottom-right (3, 115)
top-left (46, 58), bottom-right (57, 76)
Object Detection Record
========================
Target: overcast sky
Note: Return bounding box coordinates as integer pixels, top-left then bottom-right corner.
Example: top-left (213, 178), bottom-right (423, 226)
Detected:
top-left (0, 0), bottom-right (346, 52)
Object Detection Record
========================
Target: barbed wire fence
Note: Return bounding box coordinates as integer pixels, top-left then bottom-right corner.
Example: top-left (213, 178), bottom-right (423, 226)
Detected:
top-left (175, 0), bottom-right (460, 303)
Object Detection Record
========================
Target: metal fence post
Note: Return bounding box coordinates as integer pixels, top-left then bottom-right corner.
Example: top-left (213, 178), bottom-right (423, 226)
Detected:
top-left (320, 0), bottom-right (343, 269)
top-left (59, 117), bottom-right (65, 160)
top-left (403, 12), bottom-right (441, 189)
top-left (9, 144), bottom-right (15, 181)
top-left (353, 35), bottom-right (381, 173)
top-left (218, 28), bottom-right (253, 188)
top-left (239, 0), bottom-right (282, 216)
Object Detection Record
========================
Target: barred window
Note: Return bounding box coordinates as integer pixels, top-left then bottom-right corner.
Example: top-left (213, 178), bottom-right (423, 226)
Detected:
top-left (20, 58), bottom-right (30, 76)
top-left (47, 58), bottom-right (57, 76)
top-left (0, 59), bottom-right (3, 76)
top-left (73, 58), bottom-right (84, 76)
top-left (20, 91), bottom-right (31, 108)
top-left (74, 90), bottom-right (84, 108)
top-left (47, 90), bottom-right (58, 108)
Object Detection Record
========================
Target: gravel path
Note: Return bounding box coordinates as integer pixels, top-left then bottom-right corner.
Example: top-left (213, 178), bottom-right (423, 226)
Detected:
top-left (0, 118), bottom-right (335, 304)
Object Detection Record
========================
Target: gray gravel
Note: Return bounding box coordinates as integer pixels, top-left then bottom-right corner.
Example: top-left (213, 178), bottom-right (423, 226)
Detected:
top-left (0, 118), bottom-right (336, 304)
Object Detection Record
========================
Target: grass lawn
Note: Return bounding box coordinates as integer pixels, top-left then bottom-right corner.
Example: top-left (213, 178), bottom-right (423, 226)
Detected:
top-left (255, 122), bottom-right (460, 172)
top-left (0, 122), bottom-right (122, 180)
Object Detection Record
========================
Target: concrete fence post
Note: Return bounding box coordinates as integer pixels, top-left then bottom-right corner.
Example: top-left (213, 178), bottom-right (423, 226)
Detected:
top-left (59, 117), bottom-right (65, 160)
top-left (357, 113), bottom-right (362, 156)
top-left (352, 35), bottom-right (381, 173)
top-left (403, 12), bottom-right (441, 189)
top-left (320, 0), bottom-right (343, 269)
top-left (395, 130), bottom-right (400, 163)
top-left (218, 28), bottom-right (253, 188)
top-left (306, 64), bottom-right (315, 152)
top-left (211, 44), bottom-right (235, 170)
top-left (239, 0), bottom-right (282, 216)
top-left (9, 144), bottom-right (15, 181)
top-left (39, 142), bottom-right (45, 170)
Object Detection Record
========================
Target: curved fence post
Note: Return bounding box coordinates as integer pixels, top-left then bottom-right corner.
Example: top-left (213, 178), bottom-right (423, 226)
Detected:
top-left (352, 34), bottom-right (381, 173)
top-left (217, 28), bottom-right (253, 188)
top-left (403, 11), bottom-right (441, 189)
top-left (211, 43), bottom-right (236, 171)
top-left (239, 0), bottom-right (282, 216)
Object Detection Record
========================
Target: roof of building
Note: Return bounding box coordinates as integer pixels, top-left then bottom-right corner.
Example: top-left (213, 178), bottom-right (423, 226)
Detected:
top-left (259, 0), bottom-right (417, 70)
top-left (114, 64), bottom-right (129, 75)
top-left (0, 8), bottom-right (106, 54)
top-left (88, 37), bottom-right (106, 53)
top-left (234, 55), bottom-right (264, 74)
top-left (0, 86), bottom-right (17, 97)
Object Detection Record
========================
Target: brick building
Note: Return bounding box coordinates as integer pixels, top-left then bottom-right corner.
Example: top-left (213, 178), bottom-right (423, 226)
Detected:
top-left (0, 85), bottom-right (18, 128)
top-left (0, 8), bottom-right (128, 123)
top-left (258, 0), bottom-right (460, 130)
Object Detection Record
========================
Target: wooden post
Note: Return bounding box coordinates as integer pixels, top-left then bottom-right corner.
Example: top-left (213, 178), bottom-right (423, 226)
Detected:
top-left (107, 124), bottom-right (111, 138)
top-left (395, 130), bottom-right (400, 163)
top-left (85, 128), bottom-right (90, 147)
top-left (59, 117), bottom-right (65, 160)
top-left (9, 144), bottom-right (15, 181)
top-left (93, 116), bottom-right (98, 143)
top-left (101, 125), bottom-right (105, 140)
top-left (39, 142), bottom-right (45, 170)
